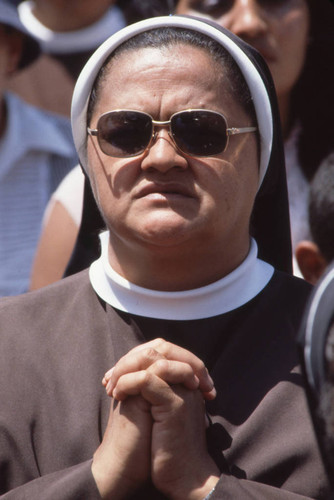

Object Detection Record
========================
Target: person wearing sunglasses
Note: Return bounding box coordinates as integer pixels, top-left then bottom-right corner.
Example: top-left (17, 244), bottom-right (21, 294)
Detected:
top-left (0, 16), bottom-right (330, 499)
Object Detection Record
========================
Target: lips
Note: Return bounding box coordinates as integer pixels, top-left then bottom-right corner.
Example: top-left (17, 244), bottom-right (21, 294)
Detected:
top-left (135, 182), bottom-right (195, 199)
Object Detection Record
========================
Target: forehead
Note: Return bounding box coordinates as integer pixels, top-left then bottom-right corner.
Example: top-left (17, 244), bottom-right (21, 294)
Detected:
top-left (92, 45), bottom-right (241, 117)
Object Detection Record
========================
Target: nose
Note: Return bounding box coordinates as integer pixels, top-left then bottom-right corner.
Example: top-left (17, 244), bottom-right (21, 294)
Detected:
top-left (223, 0), bottom-right (268, 40)
top-left (140, 129), bottom-right (189, 173)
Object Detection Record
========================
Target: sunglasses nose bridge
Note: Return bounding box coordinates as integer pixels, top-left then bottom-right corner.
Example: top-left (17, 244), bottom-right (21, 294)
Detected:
top-left (151, 118), bottom-right (171, 134)
top-left (150, 118), bottom-right (177, 150)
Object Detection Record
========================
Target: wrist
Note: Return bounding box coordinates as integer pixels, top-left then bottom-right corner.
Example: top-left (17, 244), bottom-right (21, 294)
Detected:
top-left (91, 451), bottom-right (141, 500)
top-left (168, 474), bottom-right (220, 500)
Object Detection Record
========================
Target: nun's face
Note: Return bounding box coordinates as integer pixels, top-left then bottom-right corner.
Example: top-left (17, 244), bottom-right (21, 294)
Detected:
top-left (176, 0), bottom-right (310, 100)
top-left (87, 46), bottom-right (258, 273)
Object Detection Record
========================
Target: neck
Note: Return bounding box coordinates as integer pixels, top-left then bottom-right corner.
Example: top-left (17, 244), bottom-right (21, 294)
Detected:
top-left (107, 233), bottom-right (250, 291)
top-left (32, 4), bottom-right (110, 32)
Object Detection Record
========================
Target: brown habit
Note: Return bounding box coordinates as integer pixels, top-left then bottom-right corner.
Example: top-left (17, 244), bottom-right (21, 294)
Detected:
top-left (0, 270), bottom-right (330, 499)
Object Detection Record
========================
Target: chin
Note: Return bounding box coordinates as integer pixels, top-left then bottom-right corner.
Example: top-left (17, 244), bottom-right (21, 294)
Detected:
top-left (136, 217), bottom-right (200, 248)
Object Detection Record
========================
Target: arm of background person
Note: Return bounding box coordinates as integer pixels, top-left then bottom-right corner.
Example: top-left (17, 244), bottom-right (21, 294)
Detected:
top-left (29, 165), bottom-right (84, 290)
top-left (29, 200), bottom-right (80, 290)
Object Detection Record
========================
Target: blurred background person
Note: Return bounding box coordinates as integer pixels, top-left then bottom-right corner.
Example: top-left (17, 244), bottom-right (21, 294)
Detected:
top-left (176, 0), bottom-right (334, 276)
top-left (296, 152), bottom-right (334, 285)
top-left (0, 0), bottom-right (78, 297)
top-left (8, 0), bottom-right (127, 116)
top-left (299, 260), bottom-right (334, 492)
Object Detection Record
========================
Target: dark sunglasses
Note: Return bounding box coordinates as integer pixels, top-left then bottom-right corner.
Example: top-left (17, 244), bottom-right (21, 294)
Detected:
top-left (87, 109), bottom-right (257, 158)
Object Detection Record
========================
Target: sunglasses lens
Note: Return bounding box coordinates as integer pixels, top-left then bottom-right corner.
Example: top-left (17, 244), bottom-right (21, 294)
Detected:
top-left (97, 111), bottom-right (152, 157)
top-left (171, 110), bottom-right (227, 156)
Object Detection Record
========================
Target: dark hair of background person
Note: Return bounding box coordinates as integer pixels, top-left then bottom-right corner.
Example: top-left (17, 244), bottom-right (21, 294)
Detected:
top-left (291, 0), bottom-right (334, 181)
top-left (118, 0), bottom-right (176, 23)
top-left (308, 152), bottom-right (334, 263)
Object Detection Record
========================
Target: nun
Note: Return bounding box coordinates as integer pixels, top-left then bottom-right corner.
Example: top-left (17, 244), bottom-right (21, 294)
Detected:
top-left (0, 16), bottom-right (330, 499)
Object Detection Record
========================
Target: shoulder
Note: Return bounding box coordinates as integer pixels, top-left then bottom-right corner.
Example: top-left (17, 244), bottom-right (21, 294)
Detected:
top-left (6, 92), bottom-right (76, 156)
top-left (26, 103), bottom-right (74, 144)
top-left (266, 270), bottom-right (313, 307)
top-left (0, 270), bottom-right (97, 337)
top-left (260, 270), bottom-right (312, 330)
top-left (6, 91), bottom-right (69, 126)
top-left (270, 270), bottom-right (312, 297)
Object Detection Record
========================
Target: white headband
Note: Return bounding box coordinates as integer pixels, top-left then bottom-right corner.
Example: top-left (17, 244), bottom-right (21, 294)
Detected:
top-left (71, 15), bottom-right (273, 187)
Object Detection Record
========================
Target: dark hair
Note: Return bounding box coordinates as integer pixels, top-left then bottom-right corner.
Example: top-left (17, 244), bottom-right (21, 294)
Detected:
top-left (87, 27), bottom-right (256, 127)
top-left (290, 0), bottom-right (334, 181)
top-left (308, 152), bottom-right (334, 262)
top-left (118, 0), bottom-right (176, 24)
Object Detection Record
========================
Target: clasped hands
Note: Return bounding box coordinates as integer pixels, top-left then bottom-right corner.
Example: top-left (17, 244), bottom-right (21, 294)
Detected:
top-left (92, 338), bottom-right (220, 500)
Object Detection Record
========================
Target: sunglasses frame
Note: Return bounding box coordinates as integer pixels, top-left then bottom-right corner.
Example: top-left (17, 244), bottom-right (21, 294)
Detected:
top-left (87, 108), bottom-right (257, 158)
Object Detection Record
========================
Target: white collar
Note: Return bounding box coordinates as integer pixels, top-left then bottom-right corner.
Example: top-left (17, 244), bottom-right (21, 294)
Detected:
top-left (89, 231), bottom-right (274, 320)
top-left (18, 3), bottom-right (126, 54)
top-left (0, 93), bottom-right (74, 179)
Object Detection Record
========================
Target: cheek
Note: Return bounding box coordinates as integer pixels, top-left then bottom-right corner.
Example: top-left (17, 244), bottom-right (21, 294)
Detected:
top-left (197, 157), bottom-right (258, 223)
top-left (86, 144), bottom-right (117, 216)
top-left (87, 143), bottom-right (145, 228)
top-left (87, 142), bottom-right (135, 196)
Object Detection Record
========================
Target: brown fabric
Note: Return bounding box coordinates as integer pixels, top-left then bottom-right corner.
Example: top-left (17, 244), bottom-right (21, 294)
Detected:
top-left (0, 270), bottom-right (330, 498)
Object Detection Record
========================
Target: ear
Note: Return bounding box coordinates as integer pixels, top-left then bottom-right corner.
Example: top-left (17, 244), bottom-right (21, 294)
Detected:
top-left (295, 240), bottom-right (328, 285)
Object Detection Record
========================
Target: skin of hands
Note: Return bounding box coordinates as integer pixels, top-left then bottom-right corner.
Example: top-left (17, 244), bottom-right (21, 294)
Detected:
top-left (92, 395), bottom-right (152, 500)
top-left (102, 338), bottom-right (217, 401)
top-left (96, 339), bottom-right (220, 499)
